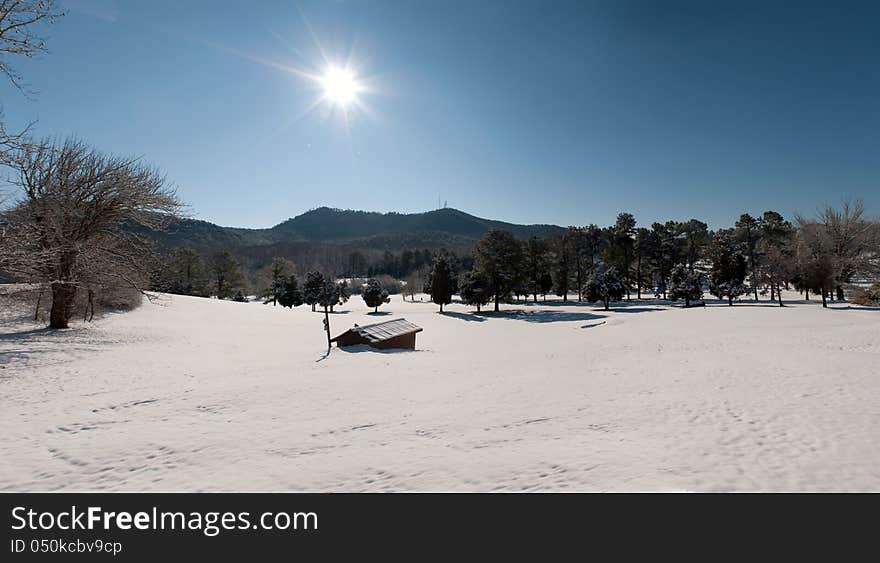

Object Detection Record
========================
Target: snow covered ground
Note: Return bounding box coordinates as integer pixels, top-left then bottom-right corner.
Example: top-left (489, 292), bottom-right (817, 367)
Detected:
top-left (1, 291), bottom-right (878, 491)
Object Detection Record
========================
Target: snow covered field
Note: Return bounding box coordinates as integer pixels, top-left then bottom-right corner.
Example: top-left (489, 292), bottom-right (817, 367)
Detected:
top-left (1, 292), bottom-right (878, 491)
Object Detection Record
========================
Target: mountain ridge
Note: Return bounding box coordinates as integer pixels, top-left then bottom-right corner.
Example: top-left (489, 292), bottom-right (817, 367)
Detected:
top-left (152, 206), bottom-right (566, 254)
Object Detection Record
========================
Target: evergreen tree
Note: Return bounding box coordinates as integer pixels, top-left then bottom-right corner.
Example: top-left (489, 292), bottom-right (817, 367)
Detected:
top-left (607, 213), bottom-right (636, 299)
top-left (583, 266), bottom-right (626, 310)
top-left (633, 227), bottom-right (652, 299)
top-left (459, 270), bottom-right (492, 312)
top-left (524, 236), bottom-right (551, 303)
top-left (565, 227), bottom-right (587, 301)
top-left (707, 232), bottom-right (748, 305)
top-left (362, 278), bottom-right (389, 313)
top-left (538, 272), bottom-right (553, 301)
top-left (155, 246), bottom-right (210, 297)
top-left (276, 275), bottom-right (304, 308)
top-left (427, 252), bottom-right (455, 312)
top-left (677, 219), bottom-right (710, 270)
top-left (303, 271), bottom-right (325, 312)
top-left (554, 233), bottom-right (570, 302)
top-left (330, 279), bottom-right (350, 312)
top-left (209, 251), bottom-right (245, 300)
top-left (650, 222), bottom-right (678, 299)
top-left (474, 229), bottom-right (524, 312)
top-left (317, 278), bottom-right (340, 309)
top-left (264, 256), bottom-right (294, 306)
top-left (735, 213), bottom-right (762, 301)
top-left (668, 263), bottom-right (703, 307)
top-left (583, 224), bottom-right (606, 272)
top-left (758, 211), bottom-right (794, 305)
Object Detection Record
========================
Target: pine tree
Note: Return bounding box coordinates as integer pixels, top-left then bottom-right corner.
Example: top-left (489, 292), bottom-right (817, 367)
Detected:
top-left (155, 246), bottom-right (210, 297)
top-left (362, 278), bottom-right (389, 313)
top-left (524, 236), bottom-right (551, 303)
top-left (633, 227), bottom-right (652, 299)
top-left (209, 251), bottom-right (245, 300)
top-left (538, 272), bottom-right (553, 301)
top-left (276, 275), bottom-right (304, 308)
top-left (565, 227), bottom-right (586, 301)
top-left (583, 224), bottom-right (605, 273)
top-left (554, 234), bottom-right (570, 302)
top-left (735, 214), bottom-right (761, 301)
top-left (474, 230), bottom-right (524, 312)
top-left (265, 256), bottom-right (294, 306)
top-left (668, 263), bottom-right (703, 307)
top-left (427, 252), bottom-right (455, 312)
top-left (303, 271), bottom-right (325, 312)
top-left (331, 280), bottom-right (350, 312)
top-left (459, 270), bottom-right (491, 312)
top-left (708, 232), bottom-right (748, 306)
top-left (607, 213), bottom-right (636, 299)
top-left (650, 222), bottom-right (678, 299)
top-left (677, 219), bottom-right (710, 270)
top-left (758, 211), bottom-right (794, 306)
top-left (583, 265), bottom-right (626, 310)
top-left (317, 278), bottom-right (340, 309)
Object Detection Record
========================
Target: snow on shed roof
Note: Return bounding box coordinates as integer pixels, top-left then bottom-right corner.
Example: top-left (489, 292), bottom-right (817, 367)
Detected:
top-left (333, 318), bottom-right (422, 343)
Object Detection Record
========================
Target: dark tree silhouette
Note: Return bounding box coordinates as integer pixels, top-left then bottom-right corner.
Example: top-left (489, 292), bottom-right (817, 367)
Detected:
top-left (474, 229), bottom-right (524, 312)
top-left (362, 278), bottom-right (389, 313)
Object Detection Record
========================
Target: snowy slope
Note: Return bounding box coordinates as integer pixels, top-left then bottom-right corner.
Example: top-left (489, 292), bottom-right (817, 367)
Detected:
top-left (1, 292), bottom-right (878, 491)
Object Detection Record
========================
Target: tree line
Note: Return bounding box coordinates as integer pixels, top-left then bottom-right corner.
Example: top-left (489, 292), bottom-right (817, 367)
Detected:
top-left (421, 204), bottom-right (879, 312)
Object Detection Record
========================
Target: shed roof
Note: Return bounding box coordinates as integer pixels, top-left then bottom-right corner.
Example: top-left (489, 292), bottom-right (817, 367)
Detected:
top-left (332, 318), bottom-right (423, 344)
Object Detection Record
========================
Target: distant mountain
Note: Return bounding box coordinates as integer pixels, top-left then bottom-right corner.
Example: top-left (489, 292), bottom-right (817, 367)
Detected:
top-left (149, 207), bottom-right (565, 254)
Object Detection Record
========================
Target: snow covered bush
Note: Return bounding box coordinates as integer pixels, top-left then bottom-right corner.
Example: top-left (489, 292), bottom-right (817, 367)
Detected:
top-left (582, 266), bottom-right (626, 310)
top-left (362, 278), bottom-right (389, 313)
top-left (459, 270), bottom-right (491, 312)
top-left (668, 264), bottom-right (704, 307)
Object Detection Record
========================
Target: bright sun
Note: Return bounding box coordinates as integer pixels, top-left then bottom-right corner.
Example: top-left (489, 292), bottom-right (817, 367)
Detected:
top-left (320, 66), bottom-right (361, 107)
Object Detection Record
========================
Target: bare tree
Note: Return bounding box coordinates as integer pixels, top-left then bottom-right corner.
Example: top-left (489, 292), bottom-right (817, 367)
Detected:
top-left (0, 0), bottom-right (63, 93)
top-left (797, 199), bottom-right (877, 301)
top-left (1, 137), bottom-right (182, 328)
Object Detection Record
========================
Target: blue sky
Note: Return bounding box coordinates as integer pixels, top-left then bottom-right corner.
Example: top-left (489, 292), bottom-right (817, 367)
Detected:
top-left (2, 0), bottom-right (878, 228)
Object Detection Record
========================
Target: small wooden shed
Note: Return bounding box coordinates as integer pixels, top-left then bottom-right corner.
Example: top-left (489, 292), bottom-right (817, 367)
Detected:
top-left (331, 318), bottom-right (423, 350)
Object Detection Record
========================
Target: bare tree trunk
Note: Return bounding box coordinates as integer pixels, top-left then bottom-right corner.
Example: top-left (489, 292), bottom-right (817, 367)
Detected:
top-left (494, 292), bottom-right (500, 312)
top-left (836, 285), bottom-right (845, 301)
top-left (34, 289), bottom-right (43, 321)
top-left (821, 289), bottom-right (827, 308)
top-left (728, 295), bottom-right (733, 306)
top-left (776, 283), bottom-right (783, 307)
top-left (49, 282), bottom-right (77, 329)
top-left (323, 305), bottom-right (331, 352)
top-left (636, 256), bottom-right (642, 299)
top-left (87, 288), bottom-right (95, 322)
